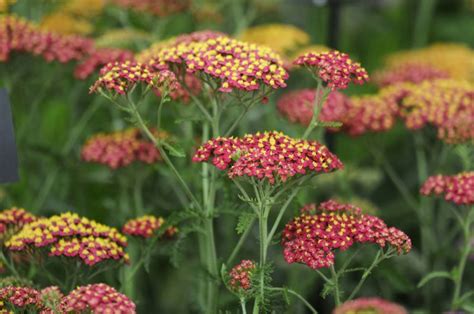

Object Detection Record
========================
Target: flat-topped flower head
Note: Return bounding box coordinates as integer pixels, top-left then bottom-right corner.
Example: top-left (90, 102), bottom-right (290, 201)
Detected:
top-left (110, 0), bottom-right (189, 17)
top-left (0, 15), bottom-right (94, 63)
top-left (74, 47), bottom-right (134, 79)
top-left (399, 79), bottom-right (474, 144)
top-left (374, 63), bottom-right (449, 87)
top-left (239, 24), bottom-right (310, 55)
top-left (0, 207), bottom-right (37, 241)
top-left (122, 215), bottom-right (177, 239)
top-left (277, 88), bottom-right (350, 127)
top-left (420, 172), bottom-right (473, 206)
top-left (148, 36), bottom-right (288, 93)
top-left (228, 260), bottom-right (256, 293)
top-left (282, 200), bottom-right (411, 269)
top-left (0, 286), bottom-right (43, 312)
top-left (6, 212), bottom-right (129, 266)
top-left (192, 131), bottom-right (343, 184)
top-left (81, 128), bottom-right (165, 169)
top-left (294, 50), bottom-right (369, 90)
top-left (59, 283), bottom-right (136, 313)
top-left (333, 297), bottom-right (407, 314)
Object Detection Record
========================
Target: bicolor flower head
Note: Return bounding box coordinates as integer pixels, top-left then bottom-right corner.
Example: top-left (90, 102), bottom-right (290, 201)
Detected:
top-left (74, 47), bottom-right (134, 79)
top-left (399, 79), bottom-right (474, 144)
top-left (228, 260), bottom-right (256, 293)
top-left (81, 128), bottom-right (164, 169)
top-left (282, 200), bottom-right (412, 269)
top-left (122, 215), bottom-right (177, 239)
top-left (420, 172), bottom-right (473, 206)
top-left (294, 50), bottom-right (369, 90)
top-left (59, 283), bottom-right (136, 313)
top-left (0, 286), bottom-right (43, 312)
top-left (6, 212), bottom-right (129, 266)
top-left (0, 208), bottom-right (37, 241)
top-left (277, 89), bottom-right (350, 128)
top-left (0, 15), bottom-right (93, 63)
top-left (148, 36), bottom-right (288, 93)
top-left (374, 62), bottom-right (449, 87)
top-left (333, 297), bottom-right (407, 314)
top-left (192, 131), bottom-right (343, 184)
top-left (239, 23), bottom-right (310, 56)
top-left (110, 0), bottom-right (189, 17)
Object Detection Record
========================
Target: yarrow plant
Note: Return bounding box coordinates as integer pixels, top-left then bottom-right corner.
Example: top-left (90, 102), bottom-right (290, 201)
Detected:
top-left (333, 297), bottom-right (408, 314)
top-left (122, 215), bottom-right (177, 239)
top-left (0, 207), bottom-right (36, 242)
top-left (420, 172), bottom-right (474, 205)
top-left (282, 200), bottom-right (411, 305)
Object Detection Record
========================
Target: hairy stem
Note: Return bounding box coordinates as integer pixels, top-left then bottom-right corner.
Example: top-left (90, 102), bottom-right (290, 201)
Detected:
top-left (330, 265), bottom-right (341, 306)
top-left (269, 287), bottom-right (318, 314)
top-left (347, 250), bottom-right (385, 301)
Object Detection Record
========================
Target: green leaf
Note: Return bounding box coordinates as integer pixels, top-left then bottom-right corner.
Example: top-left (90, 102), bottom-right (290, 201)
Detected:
top-left (417, 271), bottom-right (453, 288)
top-left (236, 212), bottom-right (256, 234)
top-left (320, 282), bottom-right (334, 299)
top-left (163, 141), bottom-right (186, 158)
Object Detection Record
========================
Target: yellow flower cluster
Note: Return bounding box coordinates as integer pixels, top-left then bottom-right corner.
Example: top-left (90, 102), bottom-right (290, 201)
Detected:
top-left (385, 43), bottom-right (474, 82)
top-left (95, 28), bottom-right (153, 49)
top-left (6, 212), bottom-right (129, 266)
top-left (239, 23), bottom-right (310, 55)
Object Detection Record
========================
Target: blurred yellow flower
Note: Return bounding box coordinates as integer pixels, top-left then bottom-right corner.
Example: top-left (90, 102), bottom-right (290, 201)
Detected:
top-left (385, 43), bottom-right (474, 82)
top-left (239, 23), bottom-right (310, 55)
top-left (95, 28), bottom-right (153, 49)
top-left (62, 0), bottom-right (105, 17)
top-left (41, 12), bottom-right (93, 35)
top-left (0, 0), bottom-right (16, 12)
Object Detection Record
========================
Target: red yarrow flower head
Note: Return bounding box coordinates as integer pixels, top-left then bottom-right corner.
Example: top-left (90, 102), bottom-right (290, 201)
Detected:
top-left (192, 131), bottom-right (343, 184)
top-left (122, 215), bottom-right (177, 239)
top-left (0, 207), bottom-right (37, 241)
top-left (282, 200), bottom-right (412, 269)
top-left (333, 297), bottom-right (408, 314)
top-left (6, 212), bottom-right (129, 267)
top-left (148, 36), bottom-right (289, 93)
top-left (81, 128), bottom-right (165, 169)
top-left (228, 260), bottom-right (256, 293)
top-left (59, 283), bottom-right (136, 314)
top-left (0, 286), bottom-right (43, 312)
top-left (74, 47), bottom-right (135, 80)
top-left (420, 172), bottom-right (473, 206)
top-left (294, 50), bottom-right (369, 90)
top-left (277, 88), bottom-right (350, 128)
top-left (374, 62), bottom-right (449, 87)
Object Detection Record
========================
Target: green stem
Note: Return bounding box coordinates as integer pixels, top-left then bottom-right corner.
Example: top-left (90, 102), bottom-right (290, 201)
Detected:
top-left (253, 195), bottom-right (270, 313)
top-left (240, 298), bottom-right (247, 314)
top-left (269, 287), bottom-right (318, 314)
top-left (413, 0), bottom-right (437, 47)
top-left (347, 250), bottom-right (384, 301)
top-left (302, 81), bottom-right (328, 140)
top-left (330, 265), bottom-right (341, 306)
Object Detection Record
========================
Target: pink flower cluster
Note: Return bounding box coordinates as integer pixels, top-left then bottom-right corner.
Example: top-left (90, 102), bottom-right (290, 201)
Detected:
top-left (282, 200), bottom-right (412, 269)
top-left (122, 215), bottom-right (177, 239)
top-left (0, 207), bottom-right (37, 238)
top-left (111, 0), bottom-right (189, 17)
top-left (228, 260), bottom-right (256, 292)
top-left (0, 15), bottom-right (93, 63)
top-left (59, 283), bottom-right (136, 314)
top-left (374, 63), bottom-right (449, 87)
top-left (149, 36), bottom-right (288, 93)
top-left (81, 128), bottom-right (162, 169)
top-left (333, 297), bottom-right (407, 314)
top-left (400, 79), bottom-right (474, 144)
top-left (192, 131), bottom-right (343, 184)
top-left (6, 212), bottom-right (129, 266)
top-left (277, 89), bottom-right (350, 127)
top-left (74, 47), bottom-right (134, 79)
top-left (420, 172), bottom-right (473, 205)
top-left (0, 286), bottom-right (42, 311)
top-left (294, 50), bottom-right (369, 90)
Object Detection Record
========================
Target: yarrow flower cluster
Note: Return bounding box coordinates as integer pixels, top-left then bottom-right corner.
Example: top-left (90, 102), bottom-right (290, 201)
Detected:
top-left (239, 24), bottom-right (310, 55)
top-left (148, 36), bottom-right (288, 93)
top-left (59, 283), bottom-right (136, 313)
top-left (122, 215), bottom-right (177, 239)
top-left (277, 89), bottom-right (350, 127)
top-left (384, 43), bottom-right (474, 82)
top-left (0, 207), bottom-right (36, 241)
top-left (374, 63), bottom-right (449, 87)
top-left (110, 0), bottom-right (189, 17)
top-left (81, 128), bottom-right (164, 169)
top-left (420, 172), bottom-right (473, 205)
top-left (74, 47), bottom-right (134, 79)
top-left (399, 79), bottom-right (474, 144)
top-left (192, 131), bottom-right (343, 184)
top-left (294, 50), bottom-right (369, 90)
top-left (228, 260), bottom-right (256, 293)
top-left (0, 15), bottom-right (93, 63)
top-left (333, 297), bottom-right (408, 314)
top-left (0, 286), bottom-right (43, 312)
top-left (282, 200), bottom-right (412, 269)
top-left (6, 212), bottom-right (129, 266)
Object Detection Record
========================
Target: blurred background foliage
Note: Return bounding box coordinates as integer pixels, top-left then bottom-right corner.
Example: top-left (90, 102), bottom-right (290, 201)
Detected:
top-left (0, 0), bottom-right (473, 313)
